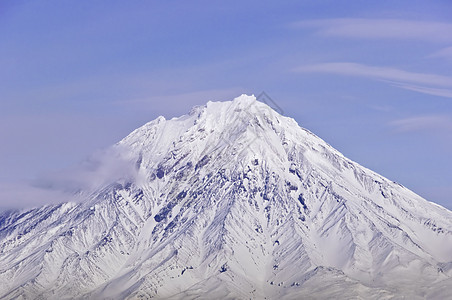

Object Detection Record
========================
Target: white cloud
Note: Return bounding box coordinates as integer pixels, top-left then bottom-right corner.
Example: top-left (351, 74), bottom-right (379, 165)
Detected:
top-left (295, 62), bottom-right (452, 98)
top-left (293, 18), bottom-right (452, 43)
top-left (0, 181), bottom-right (80, 211)
top-left (389, 115), bottom-right (452, 133)
top-left (429, 46), bottom-right (452, 61)
top-left (295, 63), bottom-right (452, 87)
top-left (36, 145), bottom-right (141, 194)
top-left (391, 83), bottom-right (452, 98)
top-left (0, 127), bottom-right (150, 211)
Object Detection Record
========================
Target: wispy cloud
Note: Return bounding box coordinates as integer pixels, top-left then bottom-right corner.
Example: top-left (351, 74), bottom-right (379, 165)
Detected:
top-left (389, 115), bottom-right (452, 133)
top-left (295, 63), bottom-right (452, 87)
top-left (0, 144), bottom-right (145, 211)
top-left (36, 145), bottom-right (142, 194)
top-left (391, 83), bottom-right (452, 98)
top-left (0, 181), bottom-right (80, 211)
top-left (294, 62), bottom-right (452, 98)
top-left (429, 46), bottom-right (452, 61)
top-left (292, 18), bottom-right (452, 43)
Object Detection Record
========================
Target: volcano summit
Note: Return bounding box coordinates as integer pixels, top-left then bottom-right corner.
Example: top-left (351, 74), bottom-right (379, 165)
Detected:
top-left (1, 95), bottom-right (451, 299)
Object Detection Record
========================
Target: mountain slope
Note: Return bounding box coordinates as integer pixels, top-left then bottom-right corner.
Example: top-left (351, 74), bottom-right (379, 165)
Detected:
top-left (1, 95), bottom-right (451, 299)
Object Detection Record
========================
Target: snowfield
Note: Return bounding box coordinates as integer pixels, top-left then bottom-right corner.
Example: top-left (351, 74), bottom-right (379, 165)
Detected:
top-left (1, 95), bottom-right (451, 299)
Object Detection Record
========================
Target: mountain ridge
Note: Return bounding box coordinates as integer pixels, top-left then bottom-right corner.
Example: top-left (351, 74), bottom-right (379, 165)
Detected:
top-left (1, 94), bottom-right (451, 299)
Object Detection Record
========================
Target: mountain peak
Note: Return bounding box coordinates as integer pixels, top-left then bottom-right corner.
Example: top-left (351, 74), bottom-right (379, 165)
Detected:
top-left (205, 93), bottom-right (258, 109)
top-left (229, 93), bottom-right (257, 107)
top-left (202, 94), bottom-right (278, 124)
top-left (1, 95), bottom-right (452, 299)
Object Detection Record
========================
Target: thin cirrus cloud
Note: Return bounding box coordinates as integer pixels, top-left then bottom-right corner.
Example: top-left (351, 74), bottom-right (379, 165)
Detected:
top-left (389, 115), bottom-right (452, 133)
top-left (292, 18), bottom-right (452, 43)
top-left (429, 46), bottom-right (452, 61)
top-left (294, 62), bottom-right (452, 98)
top-left (391, 83), bottom-right (452, 98)
top-left (0, 145), bottom-right (142, 211)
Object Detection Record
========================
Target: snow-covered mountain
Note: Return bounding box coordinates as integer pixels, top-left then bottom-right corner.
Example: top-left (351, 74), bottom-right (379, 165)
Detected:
top-left (1, 95), bottom-right (451, 299)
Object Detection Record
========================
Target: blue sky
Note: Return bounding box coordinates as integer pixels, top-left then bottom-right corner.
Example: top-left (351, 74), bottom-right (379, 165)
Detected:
top-left (1, 1), bottom-right (451, 210)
